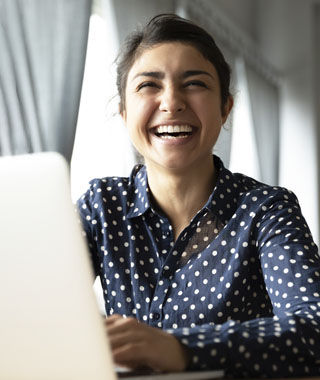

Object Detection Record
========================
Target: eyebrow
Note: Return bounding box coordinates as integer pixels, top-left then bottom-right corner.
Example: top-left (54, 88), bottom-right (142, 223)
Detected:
top-left (133, 71), bottom-right (164, 80)
top-left (133, 70), bottom-right (214, 80)
top-left (182, 70), bottom-right (214, 79)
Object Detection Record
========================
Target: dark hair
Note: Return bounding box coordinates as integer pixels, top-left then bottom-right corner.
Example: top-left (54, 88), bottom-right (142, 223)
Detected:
top-left (116, 13), bottom-right (231, 114)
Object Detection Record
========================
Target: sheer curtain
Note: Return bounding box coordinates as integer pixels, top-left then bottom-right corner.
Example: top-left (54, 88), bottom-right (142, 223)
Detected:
top-left (229, 57), bottom-right (262, 180)
top-left (0, 0), bottom-right (91, 161)
top-left (246, 62), bottom-right (279, 185)
top-left (229, 57), bottom-right (279, 185)
top-left (70, 0), bottom-right (136, 203)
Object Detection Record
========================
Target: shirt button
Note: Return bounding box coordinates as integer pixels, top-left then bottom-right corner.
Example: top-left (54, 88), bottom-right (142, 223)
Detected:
top-left (153, 312), bottom-right (160, 320)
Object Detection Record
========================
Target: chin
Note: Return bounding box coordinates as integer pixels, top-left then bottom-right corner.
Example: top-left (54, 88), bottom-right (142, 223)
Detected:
top-left (146, 153), bottom-right (201, 172)
top-left (160, 160), bottom-right (192, 172)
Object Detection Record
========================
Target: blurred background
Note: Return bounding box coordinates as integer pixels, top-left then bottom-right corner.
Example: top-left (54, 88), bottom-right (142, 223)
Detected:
top-left (1, 0), bottom-right (320, 246)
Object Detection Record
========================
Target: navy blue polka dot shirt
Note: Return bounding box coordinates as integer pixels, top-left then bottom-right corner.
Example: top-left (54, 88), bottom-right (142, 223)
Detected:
top-left (77, 155), bottom-right (320, 378)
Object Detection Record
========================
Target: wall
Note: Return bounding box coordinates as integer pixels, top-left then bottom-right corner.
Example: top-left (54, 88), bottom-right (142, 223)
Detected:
top-left (205, 0), bottom-right (257, 38)
top-left (111, 0), bottom-right (174, 44)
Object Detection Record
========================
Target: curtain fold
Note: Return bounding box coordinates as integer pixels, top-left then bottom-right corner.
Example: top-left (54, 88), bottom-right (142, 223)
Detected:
top-left (229, 57), bottom-right (262, 181)
top-left (229, 57), bottom-right (279, 185)
top-left (246, 62), bottom-right (279, 185)
top-left (0, 0), bottom-right (92, 161)
top-left (70, 1), bottom-right (137, 202)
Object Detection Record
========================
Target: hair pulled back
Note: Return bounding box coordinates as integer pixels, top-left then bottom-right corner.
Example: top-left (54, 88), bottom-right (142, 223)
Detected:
top-left (116, 14), bottom-right (231, 114)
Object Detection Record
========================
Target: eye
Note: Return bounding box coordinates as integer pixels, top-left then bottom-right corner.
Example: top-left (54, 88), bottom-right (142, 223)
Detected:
top-left (184, 80), bottom-right (208, 88)
top-left (137, 82), bottom-right (159, 91)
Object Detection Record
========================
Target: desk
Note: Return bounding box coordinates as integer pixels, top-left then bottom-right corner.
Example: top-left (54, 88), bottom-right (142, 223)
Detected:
top-left (118, 369), bottom-right (223, 379)
top-left (233, 378), bottom-right (320, 380)
top-left (119, 371), bottom-right (320, 380)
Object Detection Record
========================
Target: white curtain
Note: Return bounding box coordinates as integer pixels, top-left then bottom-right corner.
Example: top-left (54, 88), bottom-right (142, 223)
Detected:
top-left (0, 0), bottom-right (91, 161)
top-left (229, 57), bottom-right (279, 185)
top-left (229, 57), bottom-right (262, 180)
top-left (70, 0), bottom-right (136, 202)
top-left (246, 61), bottom-right (279, 185)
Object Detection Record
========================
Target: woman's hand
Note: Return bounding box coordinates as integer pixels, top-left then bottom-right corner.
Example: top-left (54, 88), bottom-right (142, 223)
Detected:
top-left (105, 314), bottom-right (190, 372)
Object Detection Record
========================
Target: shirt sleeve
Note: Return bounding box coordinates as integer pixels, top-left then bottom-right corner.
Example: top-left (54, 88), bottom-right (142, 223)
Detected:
top-left (76, 183), bottom-right (100, 277)
top-left (166, 189), bottom-right (320, 378)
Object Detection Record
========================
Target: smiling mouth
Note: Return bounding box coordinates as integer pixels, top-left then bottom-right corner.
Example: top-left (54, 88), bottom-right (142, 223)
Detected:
top-left (154, 125), bottom-right (193, 139)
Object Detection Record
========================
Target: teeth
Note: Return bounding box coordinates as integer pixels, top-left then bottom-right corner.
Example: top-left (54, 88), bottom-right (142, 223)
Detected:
top-left (155, 125), bottom-right (192, 134)
top-left (161, 134), bottom-right (189, 139)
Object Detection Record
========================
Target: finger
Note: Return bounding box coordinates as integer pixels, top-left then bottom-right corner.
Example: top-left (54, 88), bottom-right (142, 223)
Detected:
top-left (108, 323), bottom-right (162, 370)
top-left (112, 341), bottom-right (150, 370)
top-left (109, 332), bottom-right (134, 351)
top-left (104, 314), bottom-right (124, 329)
top-left (107, 316), bottom-right (139, 335)
top-left (105, 314), bottom-right (122, 324)
top-left (108, 325), bottom-right (145, 350)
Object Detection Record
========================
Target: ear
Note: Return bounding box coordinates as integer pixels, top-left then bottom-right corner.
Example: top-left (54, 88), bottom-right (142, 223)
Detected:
top-left (119, 104), bottom-right (127, 124)
top-left (221, 95), bottom-right (234, 124)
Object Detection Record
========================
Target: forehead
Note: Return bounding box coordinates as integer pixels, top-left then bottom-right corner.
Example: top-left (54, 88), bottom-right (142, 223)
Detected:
top-left (127, 42), bottom-right (218, 81)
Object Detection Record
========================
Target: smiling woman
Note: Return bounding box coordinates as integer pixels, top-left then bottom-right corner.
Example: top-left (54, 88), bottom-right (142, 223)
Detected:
top-left (77, 14), bottom-right (320, 378)
top-left (122, 42), bottom-right (232, 181)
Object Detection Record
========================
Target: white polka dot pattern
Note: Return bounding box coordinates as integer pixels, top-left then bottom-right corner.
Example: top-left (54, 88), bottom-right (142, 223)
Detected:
top-left (77, 155), bottom-right (320, 377)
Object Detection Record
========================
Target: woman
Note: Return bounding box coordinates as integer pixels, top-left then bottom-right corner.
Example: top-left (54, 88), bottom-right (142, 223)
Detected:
top-left (77, 14), bottom-right (320, 377)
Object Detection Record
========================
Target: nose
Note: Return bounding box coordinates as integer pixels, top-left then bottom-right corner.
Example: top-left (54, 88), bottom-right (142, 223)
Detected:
top-left (159, 86), bottom-right (186, 114)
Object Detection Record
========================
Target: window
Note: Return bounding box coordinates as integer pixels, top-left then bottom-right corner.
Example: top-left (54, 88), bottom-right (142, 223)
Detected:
top-left (71, 9), bottom-right (135, 203)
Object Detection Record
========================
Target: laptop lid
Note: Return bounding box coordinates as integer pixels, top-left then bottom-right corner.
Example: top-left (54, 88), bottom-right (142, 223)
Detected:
top-left (0, 152), bottom-right (116, 380)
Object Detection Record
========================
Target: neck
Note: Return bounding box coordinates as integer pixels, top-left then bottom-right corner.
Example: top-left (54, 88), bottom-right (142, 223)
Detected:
top-left (146, 157), bottom-right (216, 240)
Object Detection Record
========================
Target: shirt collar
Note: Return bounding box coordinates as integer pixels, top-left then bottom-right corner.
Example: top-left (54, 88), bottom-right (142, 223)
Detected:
top-left (126, 156), bottom-right (240, 224)
top-left (204, 155), bottom-right (240, 225)
top-left (126, 165), bottom-right (152, 219)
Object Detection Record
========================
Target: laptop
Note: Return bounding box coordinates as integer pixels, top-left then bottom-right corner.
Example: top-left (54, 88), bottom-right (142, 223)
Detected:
top-left (0, 152), bottom-right (224, 380)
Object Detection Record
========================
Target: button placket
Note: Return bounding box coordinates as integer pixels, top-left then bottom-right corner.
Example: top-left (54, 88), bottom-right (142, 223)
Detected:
top-left (147, 271), bottom-right (171, 327)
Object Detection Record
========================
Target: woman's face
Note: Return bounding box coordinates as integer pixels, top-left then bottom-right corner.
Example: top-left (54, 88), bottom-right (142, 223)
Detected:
top-left (122, 42), bottom-right (232, 173)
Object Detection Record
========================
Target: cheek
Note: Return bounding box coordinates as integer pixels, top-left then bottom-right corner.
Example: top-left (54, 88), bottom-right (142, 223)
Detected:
top-left (190, 94), bottom-right (222, 118)
top-left (195, 105), bottom-right (222, 126)
top-left (125, 96), bottom-right (157, 129)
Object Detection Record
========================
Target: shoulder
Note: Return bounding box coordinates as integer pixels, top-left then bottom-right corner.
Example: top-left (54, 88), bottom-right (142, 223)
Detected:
top-left (224, 165), bottom-right (303, 224)
top-left (77, 164), bottom-right (145, 208)
top-left (231, 173), bottom-right (311, 237)
top-left (225, 173), bottom-right (316, 252)
top-left (215, 155), bottom-right (299, 213)
top-left (229, 170), bottom-right (297, 207)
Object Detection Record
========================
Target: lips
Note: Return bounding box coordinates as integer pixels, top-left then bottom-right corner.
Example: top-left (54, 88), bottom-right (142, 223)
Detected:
top-left (153, 124), bottom-right (194, 139)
